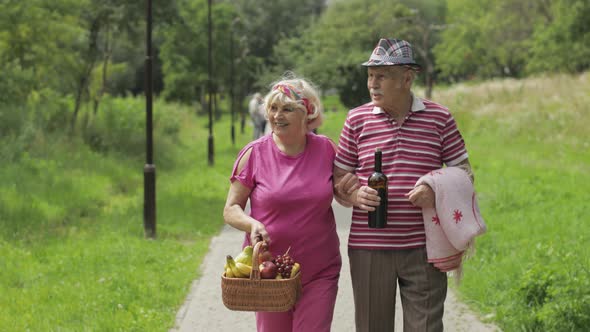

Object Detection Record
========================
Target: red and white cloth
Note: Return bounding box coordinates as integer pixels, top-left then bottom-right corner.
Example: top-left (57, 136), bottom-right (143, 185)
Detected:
top-left (416, 167), bottom-right (487, 274)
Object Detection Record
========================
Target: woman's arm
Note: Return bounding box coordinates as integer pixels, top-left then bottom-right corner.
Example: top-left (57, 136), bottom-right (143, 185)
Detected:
top-left (222, 147), bottom-right (270, 244)
top-left (329, 139), bottom-right (358, 207)
top-left (333, 165), bottom-right (379, 211)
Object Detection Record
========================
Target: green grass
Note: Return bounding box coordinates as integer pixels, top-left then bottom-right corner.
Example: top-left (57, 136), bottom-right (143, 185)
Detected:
top-left (324, 73), bottom-right (590, 330)
top-left (433, 72), bottom-right (590, 331)
top-left (0, 104), bottom-right (253, 331)
top-left (1, 71), bottom-right (589, 331)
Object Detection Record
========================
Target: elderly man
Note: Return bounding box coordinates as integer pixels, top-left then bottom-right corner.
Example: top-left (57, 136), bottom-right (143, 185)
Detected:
top-left (334, 38), bottom-right (473, 331)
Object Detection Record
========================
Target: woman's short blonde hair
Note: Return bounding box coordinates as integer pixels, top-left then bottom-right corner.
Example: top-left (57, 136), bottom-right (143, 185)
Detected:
top-left (263, 72), bottom-right (323, 121)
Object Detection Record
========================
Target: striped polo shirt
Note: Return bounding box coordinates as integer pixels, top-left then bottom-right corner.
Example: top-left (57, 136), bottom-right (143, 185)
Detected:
top-left (334, 95), bottom-right (468, 250)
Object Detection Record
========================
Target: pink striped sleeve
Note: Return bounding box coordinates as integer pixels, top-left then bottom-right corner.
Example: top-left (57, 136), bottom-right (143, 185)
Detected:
top-left (334, 116), bottom-right (358, 171)
top-left (441, 114), bottom-right (468, 165)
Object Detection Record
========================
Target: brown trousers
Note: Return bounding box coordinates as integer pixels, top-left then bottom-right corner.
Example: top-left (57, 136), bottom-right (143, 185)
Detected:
top-left (348, 248), bottom-right (447, 332)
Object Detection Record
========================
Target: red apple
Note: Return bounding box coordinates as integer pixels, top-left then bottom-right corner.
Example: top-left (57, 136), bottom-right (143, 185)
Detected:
top-left (258, 250), bottom-right (274, 263)
top-left (259, 261), bottom-right (278, 279)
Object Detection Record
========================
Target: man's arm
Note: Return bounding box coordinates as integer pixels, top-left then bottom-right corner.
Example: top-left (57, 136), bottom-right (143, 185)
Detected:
top-left (407, 158), bottom-right (474, 208)
top-left (455, 158), bottom-right (474, 183)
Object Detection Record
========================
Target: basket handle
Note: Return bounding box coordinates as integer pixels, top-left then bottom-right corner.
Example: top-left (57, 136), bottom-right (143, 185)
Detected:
top-left (250, 240), bottom-right (267, 280)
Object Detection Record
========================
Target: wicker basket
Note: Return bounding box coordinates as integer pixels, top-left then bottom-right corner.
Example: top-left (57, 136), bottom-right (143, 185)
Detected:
top-left (221, 241), bottom-right (301, 312)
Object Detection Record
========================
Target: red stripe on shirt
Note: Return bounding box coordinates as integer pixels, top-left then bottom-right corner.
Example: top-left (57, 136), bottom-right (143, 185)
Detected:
top-left (335, 98), bottom-right (468, 250)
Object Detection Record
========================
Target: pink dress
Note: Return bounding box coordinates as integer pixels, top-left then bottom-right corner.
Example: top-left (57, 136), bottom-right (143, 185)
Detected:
top-left (231, 132), bottom-right (341, 332)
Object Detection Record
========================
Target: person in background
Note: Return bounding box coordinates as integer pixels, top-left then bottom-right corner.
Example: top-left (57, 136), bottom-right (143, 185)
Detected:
top-left (249, 92), bottom-right (266, 140)
top-left (224, 73), bottom-right (345, 332)
top-left (333, 38), bottom-right (474, 332)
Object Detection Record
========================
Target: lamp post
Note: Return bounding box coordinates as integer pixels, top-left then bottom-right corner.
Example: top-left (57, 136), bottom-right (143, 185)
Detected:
top-left (143, 0), bottom-right (156, 238)
top-left (207, 0), bottom-right (214, 165)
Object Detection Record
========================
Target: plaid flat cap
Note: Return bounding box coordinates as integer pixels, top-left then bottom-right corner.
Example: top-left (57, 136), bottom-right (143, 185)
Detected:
top-left (362, 38), bottom-right (421, 69)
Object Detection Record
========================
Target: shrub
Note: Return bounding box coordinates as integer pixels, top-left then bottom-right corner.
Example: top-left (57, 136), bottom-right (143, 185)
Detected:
top-left (507, 244), bottom-right (590, 331)
top-left (0, 61), bottom-right (35, 106)
top-left (83, 96), bottom-right (182, 161)
top-left (83, 96), bottom-right (146, 156)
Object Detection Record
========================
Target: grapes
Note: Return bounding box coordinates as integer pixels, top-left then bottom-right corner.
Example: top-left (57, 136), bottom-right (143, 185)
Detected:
top-left (272, 253), bottom-right (296, 278)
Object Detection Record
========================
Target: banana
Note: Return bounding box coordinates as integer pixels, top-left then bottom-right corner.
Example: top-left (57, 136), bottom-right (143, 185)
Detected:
top-left (291, 263), bottom-right (300, 277)
top-left (235, 246), bottom-right (253, 266)
top-left (226, 255), bottom-right (246, 278)
top-left (225, 266), bottom-right (234, 278)
top-left (235, 262), bottom-right (252, 277)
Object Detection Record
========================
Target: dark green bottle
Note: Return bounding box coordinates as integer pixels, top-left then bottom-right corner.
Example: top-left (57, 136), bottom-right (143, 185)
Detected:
top-left (368, 148), bottom-right (388, 228)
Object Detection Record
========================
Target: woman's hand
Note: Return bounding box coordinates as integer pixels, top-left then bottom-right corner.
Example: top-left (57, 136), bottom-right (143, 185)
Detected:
top-left (354, 185), bottom-right (381, 211)
top-left (406, 184), bottom-right (435, 208)
top-left (250, 222), bottom-right (270, 245)
top-left (334, 172), bottom-right (360, 197)
top-left (334, 172), bottom-right (361, 207)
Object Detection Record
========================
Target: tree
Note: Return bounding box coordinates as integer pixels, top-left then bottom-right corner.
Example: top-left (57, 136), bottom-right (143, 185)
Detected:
top-left (387, 0), bottom-right (447, 98)
top-left (527, 0), bottom-right (590, 73)
top-left (160, 0), bottom-right (235, 105)
top-left (0, 0), bottom-right (84, 100)
top-left (228, 0), bottom-right (326, 92)
top-left (268, 0), bottom-right (439, 108)
top-left (70, 0), bottom-right (152, 132)
top-left (435, 0), bottom-right (550, 81)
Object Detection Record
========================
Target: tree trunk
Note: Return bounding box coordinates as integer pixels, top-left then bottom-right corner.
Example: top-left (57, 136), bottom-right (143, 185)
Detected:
top-left (240, 80), bottom-right (248, 134)
top-left (425, 71), bottom-right (433, 99)
top-left (200, 85), bottom-right (206, 115)
top-left (418, 27), bottom-right (434, 99)
top-left (93, 23), bottom-right (111, 117)
top-left (214, 90), bottom-right (221, 120)
top-left (71, 17), bottom-right (101, 133)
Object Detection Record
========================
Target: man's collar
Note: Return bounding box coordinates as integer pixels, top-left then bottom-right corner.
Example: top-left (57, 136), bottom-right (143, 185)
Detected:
top-left (372, 93), bottom-right (426, 114)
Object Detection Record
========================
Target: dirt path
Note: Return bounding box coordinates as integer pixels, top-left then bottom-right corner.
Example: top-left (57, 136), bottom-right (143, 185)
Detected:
top-left (170, 201), bottom-right (501, 331)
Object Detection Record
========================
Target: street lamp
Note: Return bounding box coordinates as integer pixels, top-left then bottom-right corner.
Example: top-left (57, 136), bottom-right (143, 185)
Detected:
top-left (207, 0), bottom-right (214, 165)
top-left (144, 0), bottom-right (156, 238)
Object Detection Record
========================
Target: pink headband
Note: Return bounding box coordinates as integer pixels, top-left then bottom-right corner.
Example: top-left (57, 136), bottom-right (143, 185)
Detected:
top-left (273, 84), bottom-right (313, 115)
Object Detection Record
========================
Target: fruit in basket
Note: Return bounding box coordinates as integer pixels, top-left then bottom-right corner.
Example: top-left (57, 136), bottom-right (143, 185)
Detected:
top-left (235, 245), bottom-right (253, 265)
top-left (235, 262), bottom-right (252, 277)
top-left (259, 260), bottom-right (278, 279)
top-left (273, 247), bottom-right (298, 278)
top-left (258, 242), bottom-right (274, 263)
top-left (226, 255), bottom-right (248, 278)
top-left (291, 262), bottom-right (300, 277)
top-left (225, 266), bottom-right (234, 278)
top-left (259, 250), bottom-right (273, 263)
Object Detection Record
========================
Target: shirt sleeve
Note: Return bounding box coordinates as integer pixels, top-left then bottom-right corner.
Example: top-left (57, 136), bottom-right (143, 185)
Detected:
top-left (230, 144), bottom-right (256, 189)
top-left (441, 113), bottom-right (468, 166)
top-left (334, 114), bottom-right (359, 171)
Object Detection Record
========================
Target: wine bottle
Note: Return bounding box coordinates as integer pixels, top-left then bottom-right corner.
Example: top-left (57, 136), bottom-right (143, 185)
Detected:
top-left (368, 148), bottom-right (387, 228)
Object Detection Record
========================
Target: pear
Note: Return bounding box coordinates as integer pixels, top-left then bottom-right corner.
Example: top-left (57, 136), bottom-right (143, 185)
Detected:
top-left (235, 245), bottom-right (253, 266)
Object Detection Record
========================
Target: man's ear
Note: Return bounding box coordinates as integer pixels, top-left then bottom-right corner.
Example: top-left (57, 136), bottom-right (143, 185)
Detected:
top-left (407, 69), bottom-right (417, 87)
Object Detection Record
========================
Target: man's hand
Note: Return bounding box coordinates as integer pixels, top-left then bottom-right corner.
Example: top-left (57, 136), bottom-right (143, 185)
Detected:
top-left (406, 184), bottom-right (435, 208)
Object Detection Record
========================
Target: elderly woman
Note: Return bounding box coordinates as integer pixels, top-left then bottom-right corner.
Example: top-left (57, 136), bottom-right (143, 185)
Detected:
top-left (223, 74), bottom-right (342, 332)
